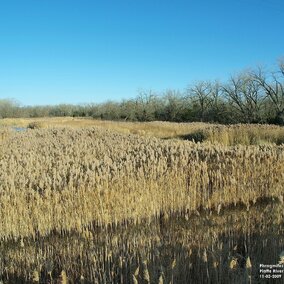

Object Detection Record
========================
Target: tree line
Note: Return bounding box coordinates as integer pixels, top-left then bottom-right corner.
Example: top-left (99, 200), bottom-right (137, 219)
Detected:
top-left (1, 61), bottom-right (284, 125)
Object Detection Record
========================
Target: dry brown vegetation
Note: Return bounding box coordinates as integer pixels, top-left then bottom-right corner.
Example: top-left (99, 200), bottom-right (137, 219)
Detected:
top-left (1, 201), bottom-right (283, 283)
top-left (0, 126), bottom-right (11, 143)
top-left (0, 117), bottom-right (209, 138)
top-left (1, 118), bottom-right (284, 283)
top-left (0, 123), bottom-right (284, 240)
top-left (186, 124), bottom-right (284, 145)
top-left (1, 117), bottom-right (284, 144)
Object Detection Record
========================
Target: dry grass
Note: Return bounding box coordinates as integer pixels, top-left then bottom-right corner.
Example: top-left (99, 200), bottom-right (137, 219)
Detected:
top-left (2, 117), bottom-right (284, 145)
top-left (0, 117), bottom-right (210, 138)
top-left (0, 126), bottom-right (11, 141)
top-left (0, 201), bottom-right (282, 283)
top-left (1, 117), bottom-right (284, 283)
top-left (0, 126), bottom-right (283, 239)
top-left (186, 124), bottom-right (284, 145)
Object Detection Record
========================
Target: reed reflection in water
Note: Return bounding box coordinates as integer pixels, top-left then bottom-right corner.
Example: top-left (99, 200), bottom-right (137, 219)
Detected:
top-left (0, 200), bottom-right (283, 284)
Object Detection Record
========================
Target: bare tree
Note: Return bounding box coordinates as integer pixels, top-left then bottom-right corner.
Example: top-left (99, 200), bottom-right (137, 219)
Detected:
top-left (278, 58), bottom-right (284, 76)
top-left (188, 81), bottom-right (213, 122)
top-left (135, 90), bottom-right (158, 121)
top-left (120, 99), bottom-right (137, 121)
top-left (163, 89), bottom-right (184, 121)
top-left (0, 99), bottom-right (21, 118)
top-left (209, 81), bottom-right (228, 121)
top-left (222, 72), bottom-right (265, 123)
top-left (251, 65), bottom-right (284, 124)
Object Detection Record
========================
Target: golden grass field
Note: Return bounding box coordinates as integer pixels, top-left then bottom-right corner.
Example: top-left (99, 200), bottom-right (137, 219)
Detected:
top-left (1, 116), bottom-right (284, 144)
top-left (2, 201), bottom-right (283, 283)
top-left (0, 117), bottom-right (284, 240)
top-left (1, 117), bottom-right (284, 283)
top-left (0, 117), bottom-right (209, 139)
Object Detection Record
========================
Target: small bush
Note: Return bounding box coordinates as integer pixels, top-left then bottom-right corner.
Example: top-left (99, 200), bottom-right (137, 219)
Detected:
top-left (27, 122), bottom-right (43, 129)
top-left (180, 130), bottom-right (207, 142)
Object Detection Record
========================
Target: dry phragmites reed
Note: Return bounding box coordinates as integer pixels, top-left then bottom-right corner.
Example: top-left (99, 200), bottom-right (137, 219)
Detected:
top-left (0, 125), bottom-right (283, 239)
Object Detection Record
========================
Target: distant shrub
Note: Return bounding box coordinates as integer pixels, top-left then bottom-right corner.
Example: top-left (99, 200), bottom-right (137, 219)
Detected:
top-left (27, 122), bottom-right (43, 129)
top-left (180, 130), bottom-right (207, 142)
top-left (276, 134), bottom-right (284, 145)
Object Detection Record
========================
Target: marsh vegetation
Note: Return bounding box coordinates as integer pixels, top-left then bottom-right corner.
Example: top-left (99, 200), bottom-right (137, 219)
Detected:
top-left (0, 201), bottom-right (283, 283)
top-left (0, 119), bottom-right (284, 283)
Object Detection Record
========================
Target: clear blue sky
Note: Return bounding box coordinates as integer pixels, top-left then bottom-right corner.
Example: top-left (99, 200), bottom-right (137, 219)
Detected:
top-left (0, 0), bottom-right (283, 106)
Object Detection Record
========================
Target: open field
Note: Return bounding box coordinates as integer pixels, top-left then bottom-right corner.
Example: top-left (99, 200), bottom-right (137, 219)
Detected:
top-left (1, 116), bottom-right (284, 144)
top-left (0, 117), bottom-right (211, 139)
